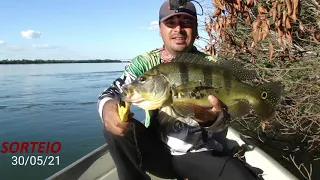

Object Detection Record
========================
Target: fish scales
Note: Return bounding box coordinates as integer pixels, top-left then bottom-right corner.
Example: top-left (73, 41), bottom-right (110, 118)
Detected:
top-left (161, 63), bottom-right (255, 108)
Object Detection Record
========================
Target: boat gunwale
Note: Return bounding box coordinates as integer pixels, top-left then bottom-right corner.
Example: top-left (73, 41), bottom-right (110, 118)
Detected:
top-left (46, 143), bottom-right (109, 180)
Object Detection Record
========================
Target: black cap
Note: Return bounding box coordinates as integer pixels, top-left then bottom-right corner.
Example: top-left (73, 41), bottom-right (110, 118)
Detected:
top-left (159, 0), bottom-right (197, 22)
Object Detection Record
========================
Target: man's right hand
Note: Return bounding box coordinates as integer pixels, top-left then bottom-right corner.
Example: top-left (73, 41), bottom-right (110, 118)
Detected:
top-left (102, 99), bottom-right (129, 136)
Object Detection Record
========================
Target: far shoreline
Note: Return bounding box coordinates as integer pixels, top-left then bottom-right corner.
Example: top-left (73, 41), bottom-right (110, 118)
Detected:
top-left (0, 59), bottom-right (130, 65)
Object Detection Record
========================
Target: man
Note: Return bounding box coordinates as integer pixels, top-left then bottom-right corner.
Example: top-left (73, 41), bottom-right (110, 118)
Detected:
top-left (97, 1), bottom-right (261, 180)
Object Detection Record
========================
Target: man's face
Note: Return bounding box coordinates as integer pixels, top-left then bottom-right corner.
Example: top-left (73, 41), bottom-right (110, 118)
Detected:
top-left (159, 14), bottom-right (198, 55)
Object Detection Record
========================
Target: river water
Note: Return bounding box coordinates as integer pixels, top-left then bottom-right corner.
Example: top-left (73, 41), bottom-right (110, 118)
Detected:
top-left (0, 63), bottom-right (145, 180)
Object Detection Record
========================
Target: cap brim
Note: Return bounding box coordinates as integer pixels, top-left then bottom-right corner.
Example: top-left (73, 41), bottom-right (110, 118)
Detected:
top-left (160, 12), bottom-right (197, 22)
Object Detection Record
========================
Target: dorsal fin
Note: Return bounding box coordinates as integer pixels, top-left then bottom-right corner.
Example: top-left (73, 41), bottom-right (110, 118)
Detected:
top-left (171, 52), bottom-right (213, 65)
top-left (171, 52), bottom-right (257, 82)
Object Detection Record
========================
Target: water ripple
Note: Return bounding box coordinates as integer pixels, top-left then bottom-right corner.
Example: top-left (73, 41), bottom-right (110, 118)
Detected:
top-left (78, 101), bottom-right (96, 105)
top-left (0, 63), bottom-right (128, 180)
top-left (0, 105), bottom-right (7, 109)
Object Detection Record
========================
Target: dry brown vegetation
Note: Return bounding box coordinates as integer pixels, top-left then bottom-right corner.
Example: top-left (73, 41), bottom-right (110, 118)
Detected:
top-left (196, 0), bottom-right (320, 179)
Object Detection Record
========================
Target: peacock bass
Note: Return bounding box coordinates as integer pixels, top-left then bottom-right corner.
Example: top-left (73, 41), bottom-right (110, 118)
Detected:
top-left (120, 53), bottom-right (284, 124)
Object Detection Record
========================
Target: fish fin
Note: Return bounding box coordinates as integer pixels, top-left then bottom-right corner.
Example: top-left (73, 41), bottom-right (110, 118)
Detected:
top-left (171, 103), bottom-right (195, 117)
top-left (226, 99), bottom-right (251, 117)
top-left (216, 59), bottom-right (257, 82)
top-left (172, 81), bottom-right (201, 91)
top-left (171, 52), bottom-right (217, 64)
top-left (172, 53), bottom-right (257, 81)
top-left (144, 110), bottom-right (151, 128)
top-left (252, 81), bottom-right (284, 120)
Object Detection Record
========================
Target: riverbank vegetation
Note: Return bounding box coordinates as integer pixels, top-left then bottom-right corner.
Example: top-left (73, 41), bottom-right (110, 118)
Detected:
top-left (198, 0), bottom-right (319, 179)
top-left (0, 59), bottom-right (129, 64)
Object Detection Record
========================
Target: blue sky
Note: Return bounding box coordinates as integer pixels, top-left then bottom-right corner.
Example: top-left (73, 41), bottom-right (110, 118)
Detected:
top-left (0, 0), bottom-right (213, 60)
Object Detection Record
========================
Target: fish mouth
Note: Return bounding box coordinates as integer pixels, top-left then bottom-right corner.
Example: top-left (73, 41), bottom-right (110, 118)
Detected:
top-left (121, 84), bottom-right (145, 103)
top-left (121, 95), bottom-right (144, 104)
top-left (121, 84), bottom-right (132, 96)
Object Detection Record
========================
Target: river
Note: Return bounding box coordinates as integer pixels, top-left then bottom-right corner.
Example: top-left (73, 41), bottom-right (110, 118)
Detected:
top-left (0, 63), bottom-right (145, 180)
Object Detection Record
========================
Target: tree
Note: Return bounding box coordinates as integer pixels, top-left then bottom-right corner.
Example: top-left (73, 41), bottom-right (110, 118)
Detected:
top-left (199, 1), bottom-right (319, 179)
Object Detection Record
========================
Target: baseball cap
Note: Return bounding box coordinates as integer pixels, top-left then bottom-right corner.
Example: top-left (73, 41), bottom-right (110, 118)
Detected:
top-left (159, 0), bottom-right (197, 22)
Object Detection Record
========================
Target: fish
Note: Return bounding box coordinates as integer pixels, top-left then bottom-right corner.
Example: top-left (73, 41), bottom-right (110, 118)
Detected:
top-left (120, 53), bottom-right (284, 122)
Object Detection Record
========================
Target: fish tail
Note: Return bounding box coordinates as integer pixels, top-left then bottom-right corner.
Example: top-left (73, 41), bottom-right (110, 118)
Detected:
top-left (252, 81), bottom-right (284, 120)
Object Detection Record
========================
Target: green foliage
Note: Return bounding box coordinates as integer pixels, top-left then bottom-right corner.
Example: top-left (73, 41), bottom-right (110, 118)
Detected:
top-left (201, 0), bottom-right (320, 179)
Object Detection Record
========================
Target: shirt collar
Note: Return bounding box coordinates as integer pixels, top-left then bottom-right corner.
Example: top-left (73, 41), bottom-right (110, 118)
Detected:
top-left (159, 45), bottom-right (198, 63)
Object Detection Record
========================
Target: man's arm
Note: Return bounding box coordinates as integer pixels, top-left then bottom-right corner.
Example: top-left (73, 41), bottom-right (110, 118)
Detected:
top-left (97, 72), bottom-right (134, 120)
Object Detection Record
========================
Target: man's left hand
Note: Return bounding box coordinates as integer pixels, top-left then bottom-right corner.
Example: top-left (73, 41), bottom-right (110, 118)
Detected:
top-left (192, 95), bottom-right (226, 124)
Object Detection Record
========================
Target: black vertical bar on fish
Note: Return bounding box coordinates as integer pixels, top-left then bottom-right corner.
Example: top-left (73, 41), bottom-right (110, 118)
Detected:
top-left (202, 67), bottom-right (212, 87)
top-left (223, 71), bottom-right (232, 92)
top-left (179, 63), bottom-right (189, 84)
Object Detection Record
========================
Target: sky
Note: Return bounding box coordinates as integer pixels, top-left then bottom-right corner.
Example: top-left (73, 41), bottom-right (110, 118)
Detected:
top-left (0, 0), bottom-right (214, 60)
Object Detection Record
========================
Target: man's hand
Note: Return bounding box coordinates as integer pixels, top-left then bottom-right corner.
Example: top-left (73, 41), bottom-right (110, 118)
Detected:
top-left (102, 99), bottom-right (130, 136)
top-left (192, 95), bottom-right (225, 124)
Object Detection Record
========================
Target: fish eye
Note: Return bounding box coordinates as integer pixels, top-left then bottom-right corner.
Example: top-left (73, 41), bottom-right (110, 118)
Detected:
top-left (138, 76), bottom-right (146, 83)
top-left (261, 91), bottom-right (268, 99)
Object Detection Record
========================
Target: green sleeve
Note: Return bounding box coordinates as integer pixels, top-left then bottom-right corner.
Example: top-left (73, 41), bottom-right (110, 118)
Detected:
top-left (125, 50), bottom-right (162, 77)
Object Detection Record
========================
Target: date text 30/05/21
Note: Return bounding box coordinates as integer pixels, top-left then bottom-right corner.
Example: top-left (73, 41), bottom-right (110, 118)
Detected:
top-left (12, 155), bottom-right (60, 166)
